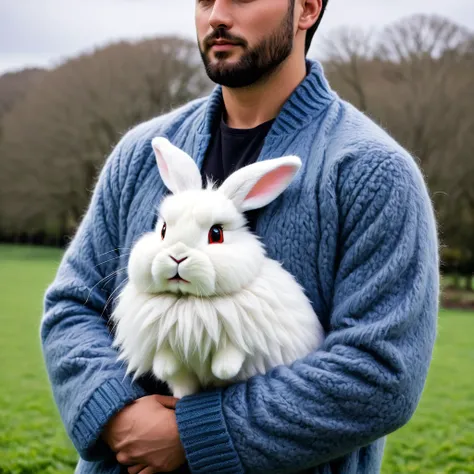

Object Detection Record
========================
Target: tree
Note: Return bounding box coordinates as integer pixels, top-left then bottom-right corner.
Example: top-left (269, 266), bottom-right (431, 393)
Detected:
top-left (321, 15), bottom-right (474, 288)
top-left (321, 26), bottom-right (375, 112)
top-left (0, 68), bottom-right (45, 124)
top-left (0, 36), bottom-right (211, 245)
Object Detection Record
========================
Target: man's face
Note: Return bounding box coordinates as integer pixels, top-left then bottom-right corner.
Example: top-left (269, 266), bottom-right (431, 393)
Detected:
top-left (196, 0), bottom-right (295, 88)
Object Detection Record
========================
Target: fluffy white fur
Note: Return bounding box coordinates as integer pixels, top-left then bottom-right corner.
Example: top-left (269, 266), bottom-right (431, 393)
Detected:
top-left (111, 137), bottom-right (325, 398)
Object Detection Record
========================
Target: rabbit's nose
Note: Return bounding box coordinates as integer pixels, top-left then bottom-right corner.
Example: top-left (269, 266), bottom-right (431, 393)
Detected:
top-left (170, 256), bottom-right (188, 264)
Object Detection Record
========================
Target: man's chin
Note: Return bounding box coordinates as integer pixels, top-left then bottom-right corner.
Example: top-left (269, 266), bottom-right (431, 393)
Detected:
top-left (208, 53), bottom-right (242, 68)
top-left (201, 53), bottom-right (260, 88)
top-left (208, 63), bottom-right (239, 77)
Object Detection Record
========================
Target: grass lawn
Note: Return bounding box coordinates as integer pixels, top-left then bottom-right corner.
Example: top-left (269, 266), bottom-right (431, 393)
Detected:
top-left (0, 244), bottom-right (473, 473)
top-left (0, 245), bottom-right (77, 474)
top-left (382, 311), bottom-right (474, 473)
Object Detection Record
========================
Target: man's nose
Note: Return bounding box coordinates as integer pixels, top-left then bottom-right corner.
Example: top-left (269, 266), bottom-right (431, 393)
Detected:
top-left (209, 0), bottom-right (234, 31)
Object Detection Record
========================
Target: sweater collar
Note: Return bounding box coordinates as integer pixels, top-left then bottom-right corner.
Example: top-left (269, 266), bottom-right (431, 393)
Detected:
top-left (198, 59), bottom-right (337, 137)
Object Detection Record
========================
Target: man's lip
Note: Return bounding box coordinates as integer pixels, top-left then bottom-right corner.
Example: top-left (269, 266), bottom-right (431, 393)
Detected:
top-left (211, 40), bottom-right (239, 45)
top-left (209, 41), bottom-right (241, 49)
top-left (211, 43), bottom-right (239, 52)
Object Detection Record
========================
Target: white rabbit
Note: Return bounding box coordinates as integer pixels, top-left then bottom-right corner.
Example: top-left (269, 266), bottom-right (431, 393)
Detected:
top-left (111, 137), bottom-right (325, 398)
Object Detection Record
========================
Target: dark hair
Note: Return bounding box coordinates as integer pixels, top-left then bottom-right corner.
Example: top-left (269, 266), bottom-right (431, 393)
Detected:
top-left (304, 0), bottom-right (328, 54)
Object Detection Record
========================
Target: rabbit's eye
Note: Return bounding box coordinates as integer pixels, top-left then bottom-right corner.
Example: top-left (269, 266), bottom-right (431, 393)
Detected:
top-left (161, 222), bottom-right (167, 240)
top-left (209, 225), bottom-right (224, 244)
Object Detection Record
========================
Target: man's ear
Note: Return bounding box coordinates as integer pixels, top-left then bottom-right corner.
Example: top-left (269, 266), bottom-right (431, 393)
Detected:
top-left (298, 0), bottom-right (323, 32)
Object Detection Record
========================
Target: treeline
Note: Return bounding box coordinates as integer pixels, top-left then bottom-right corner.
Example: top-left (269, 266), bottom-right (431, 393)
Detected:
top-left (0, 36), bottom-right (212, 246)
top-left (0, 15), bottom-right (472, 284)
top-left (322, 15), bottom-right (474, 286)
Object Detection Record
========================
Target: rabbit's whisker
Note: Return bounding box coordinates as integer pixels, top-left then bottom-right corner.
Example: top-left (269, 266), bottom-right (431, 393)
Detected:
top-left (83, 267), bottom-right (128, 306)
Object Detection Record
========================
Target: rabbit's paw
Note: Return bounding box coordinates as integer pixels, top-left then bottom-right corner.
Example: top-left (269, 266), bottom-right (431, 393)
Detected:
top-left (168, 370), bottom-right (200, 398)
top-left (153, 349), bottom-right (180, 379)
top-left (212, 345), bottom-right (245, 380)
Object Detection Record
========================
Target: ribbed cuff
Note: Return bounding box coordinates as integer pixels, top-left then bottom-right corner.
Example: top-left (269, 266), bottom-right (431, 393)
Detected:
top-left (176, 389), bottom-right (244, 474)
top-left (72, 377), bottom-right (147, 460)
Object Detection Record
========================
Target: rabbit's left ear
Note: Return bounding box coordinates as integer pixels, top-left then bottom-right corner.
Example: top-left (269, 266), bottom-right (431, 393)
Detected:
top-left (152, 137), bottom-right (202, 194)
top-left (219, 156), bottom-right (302, 212)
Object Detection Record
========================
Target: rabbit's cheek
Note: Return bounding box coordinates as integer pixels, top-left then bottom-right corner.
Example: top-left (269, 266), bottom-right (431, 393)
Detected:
top-left (179, 260), bottom-right (216, 296)
top-left (128, 232), bottom-right (164, 286)
top-left (151, 254), bottom-right (178, 283)
top-left (128, 257), bottom-right (153, 291)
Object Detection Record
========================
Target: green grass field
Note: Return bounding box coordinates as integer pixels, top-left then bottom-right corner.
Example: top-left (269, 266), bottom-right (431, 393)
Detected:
top-left (1, 244), bottom-right (473, 473)
top-left (0, 245), bottom-right (77, 474)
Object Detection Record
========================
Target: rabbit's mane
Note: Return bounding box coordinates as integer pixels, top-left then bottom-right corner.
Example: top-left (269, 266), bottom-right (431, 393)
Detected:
top-left (113, 265), bottom-right (307, 385)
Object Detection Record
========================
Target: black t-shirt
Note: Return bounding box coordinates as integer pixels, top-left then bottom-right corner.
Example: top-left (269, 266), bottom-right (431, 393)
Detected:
top-left (201, 114), bottom-right (275, 232)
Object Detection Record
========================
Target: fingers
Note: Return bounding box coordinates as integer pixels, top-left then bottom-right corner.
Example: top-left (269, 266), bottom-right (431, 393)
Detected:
top-left (128, 465), bottom-right (147, 474)
top-left (137, 468), bottom-right (157, 474)
top-left (153, 394), bottom-right (180, 409)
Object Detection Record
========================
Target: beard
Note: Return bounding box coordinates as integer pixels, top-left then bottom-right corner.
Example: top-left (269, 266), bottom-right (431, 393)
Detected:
top-left (198, 7), bottom-right (294, 88)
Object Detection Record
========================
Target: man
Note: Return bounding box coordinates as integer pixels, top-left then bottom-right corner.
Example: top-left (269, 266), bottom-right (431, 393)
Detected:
top-left (41, 0), bottom-right (439, 473)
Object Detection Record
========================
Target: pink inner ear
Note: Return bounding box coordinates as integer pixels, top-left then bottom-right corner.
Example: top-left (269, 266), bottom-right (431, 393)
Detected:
top-left (157, 152), bottom-right (169, 181)
top-left (246, 165), bottom-right (293, 200)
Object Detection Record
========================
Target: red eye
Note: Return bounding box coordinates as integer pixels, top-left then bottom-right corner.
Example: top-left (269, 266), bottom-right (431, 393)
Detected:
top-left (161, 222), bottom-right (166, 239)
top-left (208, 225), bottom-right (224, 244)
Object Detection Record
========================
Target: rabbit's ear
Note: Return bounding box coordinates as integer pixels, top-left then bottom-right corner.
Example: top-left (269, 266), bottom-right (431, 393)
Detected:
top-left (219, 156), bottom-right (302, 212)
top-left (152, 137), bottom-right (202, 194)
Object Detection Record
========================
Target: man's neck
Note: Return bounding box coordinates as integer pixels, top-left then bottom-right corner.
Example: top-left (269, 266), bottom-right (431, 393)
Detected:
top-left (222, 55), bottom-right (307, 129)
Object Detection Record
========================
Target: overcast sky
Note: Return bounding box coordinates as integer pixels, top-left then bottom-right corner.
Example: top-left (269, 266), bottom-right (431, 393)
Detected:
top-left (1, 0), bottom-right (473, 75)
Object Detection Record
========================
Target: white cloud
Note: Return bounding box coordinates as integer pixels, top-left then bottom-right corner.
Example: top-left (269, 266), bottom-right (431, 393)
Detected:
top-left (1, 0), bottom-right (473, 74)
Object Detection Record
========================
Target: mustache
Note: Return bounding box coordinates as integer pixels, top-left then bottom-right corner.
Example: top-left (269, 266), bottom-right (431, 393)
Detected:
top-left (203, 28), bottom-right (247, 52)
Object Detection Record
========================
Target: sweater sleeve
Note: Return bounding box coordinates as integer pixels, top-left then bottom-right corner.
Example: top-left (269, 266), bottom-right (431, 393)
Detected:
top-left (175, 152), bottom-right (439, 473)
top-left (40, 133), bottom-right (147, 461)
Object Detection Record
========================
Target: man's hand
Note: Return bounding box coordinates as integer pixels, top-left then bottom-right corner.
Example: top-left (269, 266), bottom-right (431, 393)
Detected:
top-left (101, 394), bottom-right (186, 472)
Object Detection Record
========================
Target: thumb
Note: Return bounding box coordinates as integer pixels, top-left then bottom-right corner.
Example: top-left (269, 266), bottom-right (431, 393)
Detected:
top-left (153, 394), bottom-right (180, 409)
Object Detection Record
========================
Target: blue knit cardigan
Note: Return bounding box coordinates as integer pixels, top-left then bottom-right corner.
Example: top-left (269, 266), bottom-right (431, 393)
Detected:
top-left (41, 60), bottom-right (439, 474)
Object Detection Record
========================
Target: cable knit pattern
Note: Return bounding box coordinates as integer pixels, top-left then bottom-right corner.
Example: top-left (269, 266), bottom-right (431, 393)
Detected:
top-left (40, 60), bottom-right (439, 474)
